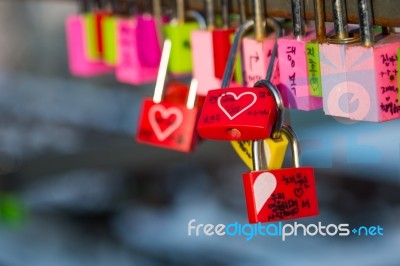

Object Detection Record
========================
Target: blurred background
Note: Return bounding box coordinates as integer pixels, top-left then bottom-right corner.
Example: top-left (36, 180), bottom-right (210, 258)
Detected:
top-left (0, 0), bottom-right (399, 265)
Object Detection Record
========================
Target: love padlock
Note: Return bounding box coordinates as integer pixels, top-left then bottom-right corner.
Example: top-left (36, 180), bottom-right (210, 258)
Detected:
top-left (197, 20), bottom-right (279, 141)
top-left (242, 0), bottom-right (281, 87)
top-left (65, 0), bottom-right (113, 76)
top-left (232, 79), bottom-right (289, 170)
top-left (101, 0), bottom-right (124, 66)
top-left (277, 0), bottom-right (323, 110)
top-left (212, 0), bottom-right (236, 80)
top-left (136, 40), bottom-right (200, 152)
top-left (83, 0), bottom-right (111, 61)
top-left (320, 0), bottom-right (400, 121)
top-left (190, 0), bottom-right (221, 96)
top-left (242, 124), bottom-right (319, 223)
top-left (115, 0), bottom-right (162, 85)
top-left (163, 0), bottom-right (201, 75)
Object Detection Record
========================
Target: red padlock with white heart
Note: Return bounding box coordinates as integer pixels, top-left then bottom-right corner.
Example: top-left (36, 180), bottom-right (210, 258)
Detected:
top-left (136, 39), bottom-right (200, 152)
top-left (242, 124), bottom-right (319, 223)
top-left (197, 20), bottom-right (279, 141)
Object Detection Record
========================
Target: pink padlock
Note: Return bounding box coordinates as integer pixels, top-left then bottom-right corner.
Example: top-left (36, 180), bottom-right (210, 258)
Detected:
top-left (242, 1), bottom-right (280, 87)
top-left (65, 3), bottom-right (113, 77)
top-left (320, 0), bottom-right (400, 121)
top-left (136, 11), bottom-right (163, 68)
top-left (277, 0), bottom-right (322, 111)
top-left (116, 17), bottom-right (160, 85)
top-left (190, 0), bottom-right (221, 96)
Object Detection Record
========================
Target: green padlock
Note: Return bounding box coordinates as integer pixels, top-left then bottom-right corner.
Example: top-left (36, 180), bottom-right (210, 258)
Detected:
top-left (101, 0), bottom-right (121, 66)
top-left (163, 0), bottom-right (200, 75)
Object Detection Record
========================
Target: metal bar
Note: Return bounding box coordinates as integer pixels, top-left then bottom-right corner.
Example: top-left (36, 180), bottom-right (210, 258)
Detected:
top-left (314, 0), bottom-right (327, 42)
top-left (292, 0), bottom-right (306, 39)
top-left (358, 0), bottom-right (374, 46)
top-left (331, 0), bottom-right (349, 39)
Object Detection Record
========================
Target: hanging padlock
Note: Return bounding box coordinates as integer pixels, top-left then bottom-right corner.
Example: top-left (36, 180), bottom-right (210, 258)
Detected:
top-left (136, 0), bottom-right (163, 68)
top-left (101, 0), bottom-right (122, 66)
top-left (84, 0), bottom-right (111, 61)
top-left (321, 0), bottom-right (400, 121)
top-left (277, 0), bottom-right (323, 111)
top-left (115, 0), bottom-right (160, 84)
top-left (242, 124), bottom-right (319, 223)
top-left (197, 19), bottom-right (282, 141)
top-left (137, 40), bottom-right (200, 152)
top-left (163, 0), bottom-right (200, 75)
top-left (241, 0), bottom-right (280, 87)
top-left (212, 0), bottom-right (236, 79)
top-left (190, 0), bottom-right (221, 96)
top-left (66, 0), bottom-right (112, 76)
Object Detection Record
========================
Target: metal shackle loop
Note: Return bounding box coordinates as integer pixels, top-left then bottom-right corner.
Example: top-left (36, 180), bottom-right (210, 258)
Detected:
top-left (252, 124), bottom-right (301, 171)
top-left (253, 80), bottom-right (284, 140)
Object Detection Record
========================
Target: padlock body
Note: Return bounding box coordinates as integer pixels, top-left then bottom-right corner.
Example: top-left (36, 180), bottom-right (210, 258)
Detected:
top-left (65, 14), bottom-right (112, 76)
top-left (83, 11), bottom-right (109, 60)
top-left (101, 16), bottom-right (119, 66)
top-left (197, 87), bottom-right (278, 140)
top-left (242, 35), bottom-right (280, 87)
top-left (242, 167), bottom-right (319, 223)
top-left (116, 18), bottom-right (158, 85)
top-left (320, 34), bottom-right (400, 121)
top-left (137, 98), bottom-right (199, 152)
top-left (191, 30), bottom-right (222, 96)
top-left (277, 31), bottom-right (323, 110)
top-left (164, 22), bottom-right (199, 75)
top-left (136, 15), bottom-right (162, 68)
top-left (212, 28), bottom-right (236, 79)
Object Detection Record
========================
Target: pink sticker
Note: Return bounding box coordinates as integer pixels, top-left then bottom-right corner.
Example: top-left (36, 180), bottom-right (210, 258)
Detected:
top-left (242, 35), bottom-right (280, 87)
top-left (278, 31), bottom-right (322, 110)
top-left (65, 15), bottom-right (112, 77)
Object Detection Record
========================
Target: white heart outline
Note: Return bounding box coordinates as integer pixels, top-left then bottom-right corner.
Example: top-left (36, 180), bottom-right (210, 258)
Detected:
top-left (253, 172), bottom-right (277, 214)
top-left (217, 92), bottom-right (257, 120)
top-left (148, 105), bottom-right (183, 141)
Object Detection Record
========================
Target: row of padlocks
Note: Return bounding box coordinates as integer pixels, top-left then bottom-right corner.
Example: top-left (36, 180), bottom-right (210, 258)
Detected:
top-left (65, 0), bottom-right (398, 223)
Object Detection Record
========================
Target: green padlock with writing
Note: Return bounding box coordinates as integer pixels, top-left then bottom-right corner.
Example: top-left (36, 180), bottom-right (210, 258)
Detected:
top-left (163, 0), bottom-right (200, 75)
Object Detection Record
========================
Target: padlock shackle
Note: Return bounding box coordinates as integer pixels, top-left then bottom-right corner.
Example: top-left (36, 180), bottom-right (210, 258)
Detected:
top-left (186, 10), bottom-right (207, 29)
top-left (238, 0), bottom-right (247, 24)
top-left (331, 0), bottom-right (349, 39)
top-left (252, 0), bottom-right (266, 41)
top-left (153, 39), bottom-right (172, 104)
top-left (205, 0), bottom-right (215, 29)
top-left (177, 0), bottom-right (186, 24)
top-left (221, 20), bottom-right (255, 88)
top-left (254, 80), bottom-right (284, 140)
top-left (291, 0), bottom-right (306, 39)
top-left (80, 0), bottom-right (91, 13)
top-left (313, 0), bottom-right (327, 42)
top-left (252, 124), bottom-right (301, 171)
top-left (357, 0), bottom-right (374, 46)
top-left (221, 0), bottom-right (230, 29)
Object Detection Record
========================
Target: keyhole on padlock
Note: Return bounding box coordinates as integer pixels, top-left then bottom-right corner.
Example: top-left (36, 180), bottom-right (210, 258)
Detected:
top-left (227, 128), bottom-right (241, 139)
top-left (183, 40), bottom-right (191, 49)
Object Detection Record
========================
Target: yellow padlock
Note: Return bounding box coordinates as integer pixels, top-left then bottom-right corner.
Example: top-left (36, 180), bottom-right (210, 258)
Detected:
top-left (232, 134), bottom-right (289, 170)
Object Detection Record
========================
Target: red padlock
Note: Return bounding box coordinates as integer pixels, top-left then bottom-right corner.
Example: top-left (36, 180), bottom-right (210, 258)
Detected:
top-left (242, 124), bottom-right (319, 223)
top-left (212, 0), bottom-right (236, 79)
top-left (197, 21), bottom-right (280, 141)
top-left (136, 40), bottom-right (200, 152)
